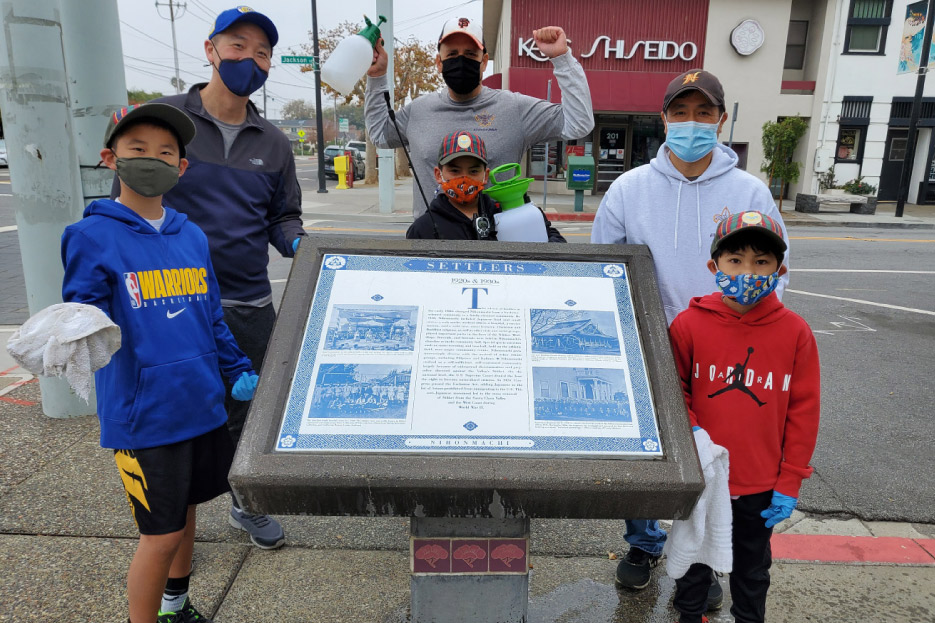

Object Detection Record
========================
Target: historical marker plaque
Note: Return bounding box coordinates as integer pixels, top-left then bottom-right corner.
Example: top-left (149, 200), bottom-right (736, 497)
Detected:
top-left (275, 251), bottom-right (662, 458)
top-left (230, 238), bottom-right (702, 519)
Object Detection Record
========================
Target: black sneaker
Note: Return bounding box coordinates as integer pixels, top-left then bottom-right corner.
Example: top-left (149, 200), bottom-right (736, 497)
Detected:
top-left (156, 597), bottom-right (212, 622)
top-left (229, 505), bottom-right (285, 550)
top-left (614, 547), bottom-right (660, 590)
top-left (707, 570), bottom-right (724, 611)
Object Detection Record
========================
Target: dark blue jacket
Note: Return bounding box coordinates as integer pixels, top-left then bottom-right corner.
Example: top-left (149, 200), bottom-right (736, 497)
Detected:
top-left (153, 85), bottom-right (304, 303)
top-left (62, 199), bottom-right (253, 450)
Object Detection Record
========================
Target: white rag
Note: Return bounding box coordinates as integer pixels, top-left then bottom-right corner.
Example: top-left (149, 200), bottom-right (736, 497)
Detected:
top-left (663, 428), bottom-right (733, 578)
top-left (6, 303), bottom-right (121, 402)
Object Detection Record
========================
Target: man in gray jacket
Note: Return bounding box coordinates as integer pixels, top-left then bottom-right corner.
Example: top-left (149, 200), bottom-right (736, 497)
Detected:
top-left (365, 17), bottom-right (594, 217)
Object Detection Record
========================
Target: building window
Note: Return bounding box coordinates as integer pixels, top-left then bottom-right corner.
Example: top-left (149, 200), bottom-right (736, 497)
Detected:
top-left (844, 0), bottom-right (892, 54)
top-left (837, 127), bottom-right (862, 161)
top-left (889, 137), bottom-right (908, 161)
top-left (837, 96), bottom-right (872, 163)
top-left (540, 381), bottom-right (550, 398)
top-left (784, 20), bottom-right (809, 69)
top-left (560, 381), bottom-right (569, 398)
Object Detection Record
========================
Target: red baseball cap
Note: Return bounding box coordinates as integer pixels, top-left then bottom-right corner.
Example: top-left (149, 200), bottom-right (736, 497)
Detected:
top-left (438, 131), bottom-right (488, 166)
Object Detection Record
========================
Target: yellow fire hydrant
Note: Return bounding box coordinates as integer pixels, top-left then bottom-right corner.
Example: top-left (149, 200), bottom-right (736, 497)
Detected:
top-left (335, 155), bottom-right (349, 190)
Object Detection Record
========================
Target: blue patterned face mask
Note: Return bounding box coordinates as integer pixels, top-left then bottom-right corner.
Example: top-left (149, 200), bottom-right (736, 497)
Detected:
top-left (715, 271), bottom-right (779, 306)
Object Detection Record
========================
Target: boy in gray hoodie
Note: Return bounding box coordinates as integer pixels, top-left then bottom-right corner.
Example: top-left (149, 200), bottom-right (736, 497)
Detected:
top-left (591, 69), bottom-right (789, 607)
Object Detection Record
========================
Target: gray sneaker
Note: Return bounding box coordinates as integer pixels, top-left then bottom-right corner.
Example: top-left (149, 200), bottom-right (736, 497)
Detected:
top-left (228, 506), bottom-right (285, 549)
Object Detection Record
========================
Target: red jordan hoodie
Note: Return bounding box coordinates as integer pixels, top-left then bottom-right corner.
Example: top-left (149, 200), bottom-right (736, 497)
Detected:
top-left (669, 292), bottom-right (820, 497)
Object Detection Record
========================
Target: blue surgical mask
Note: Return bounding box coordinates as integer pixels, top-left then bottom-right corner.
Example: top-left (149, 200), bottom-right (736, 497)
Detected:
top-left (665, 121), bottom-right (719, 163)
top-left (215, 55), bottom-right (268, 97)
top-left (715, 271), bottom-right (779, 306)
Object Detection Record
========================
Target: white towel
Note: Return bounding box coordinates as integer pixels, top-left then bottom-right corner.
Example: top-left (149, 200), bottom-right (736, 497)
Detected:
top-left (663, 428), bottom-right (733, 578)
top-left (6, 303), bottom-right (121, 402)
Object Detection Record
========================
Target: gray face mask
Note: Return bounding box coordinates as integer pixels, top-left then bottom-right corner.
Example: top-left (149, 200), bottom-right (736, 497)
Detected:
top-left (114, 156), bottom-right (180, 197)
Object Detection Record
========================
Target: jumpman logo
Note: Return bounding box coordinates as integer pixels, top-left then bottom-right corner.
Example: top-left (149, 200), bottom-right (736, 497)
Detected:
top-left (708, 346), bottom-right (766, 407)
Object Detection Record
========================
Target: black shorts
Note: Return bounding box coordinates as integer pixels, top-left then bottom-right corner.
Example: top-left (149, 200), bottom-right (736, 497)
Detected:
top-left (113, 425), bottom-right (235, 535)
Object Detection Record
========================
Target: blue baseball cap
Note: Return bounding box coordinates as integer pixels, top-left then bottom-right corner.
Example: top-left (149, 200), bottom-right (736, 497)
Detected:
top-left (209, 6), bottom-right (278, 48)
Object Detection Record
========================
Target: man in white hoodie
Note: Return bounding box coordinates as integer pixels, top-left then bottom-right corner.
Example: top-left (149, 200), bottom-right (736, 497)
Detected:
top-left (591, 69), bottom-right (789, 607)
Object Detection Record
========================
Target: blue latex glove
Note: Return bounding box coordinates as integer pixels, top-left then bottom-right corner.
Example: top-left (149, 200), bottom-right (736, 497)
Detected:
top-left (760, 491), bottom-right (798, 528)
top-left (292, 237), bottom-right (301, 253)
top-left (231, 371), bottom-right (259, 401)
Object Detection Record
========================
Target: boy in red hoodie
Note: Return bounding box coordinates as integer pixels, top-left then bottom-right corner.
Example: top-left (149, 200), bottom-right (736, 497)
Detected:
top-left (668, 211), bottom-right (820, 623)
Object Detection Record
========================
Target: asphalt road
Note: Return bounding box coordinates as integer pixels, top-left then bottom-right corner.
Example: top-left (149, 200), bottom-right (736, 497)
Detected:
top-left (2, 162), bottom-right (933, 523)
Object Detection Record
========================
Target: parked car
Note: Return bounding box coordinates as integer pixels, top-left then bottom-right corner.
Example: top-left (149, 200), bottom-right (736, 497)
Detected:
top-left (0, 139), bottom-right (7, 167)
top-left (323, 145), bottom-right (365, 181)
top-left (345, 140), bottom-right (367, 153)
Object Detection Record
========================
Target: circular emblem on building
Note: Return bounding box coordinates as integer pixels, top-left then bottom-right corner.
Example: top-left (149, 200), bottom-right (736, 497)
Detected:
top-left (730, 19), bottom-right (765, 56)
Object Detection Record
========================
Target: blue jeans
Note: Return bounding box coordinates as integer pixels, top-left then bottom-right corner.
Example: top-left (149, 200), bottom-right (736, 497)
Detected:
top-left (625, 519), bottom-right (667, 556)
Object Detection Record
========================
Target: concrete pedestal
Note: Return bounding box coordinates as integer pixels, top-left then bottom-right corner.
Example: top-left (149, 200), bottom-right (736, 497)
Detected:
top-left (410, 517), bottom-right (529, 623)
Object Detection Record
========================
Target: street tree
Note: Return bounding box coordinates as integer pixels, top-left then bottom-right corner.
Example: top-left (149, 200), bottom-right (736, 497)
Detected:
top-left (761, 116), bottom-right (809, 210)
top-left (282, 98), bottom-right (316, 120)
top-left (297, 25), bottom-right (444, 183)
top-left (127, 89), bottom-right (164, 105)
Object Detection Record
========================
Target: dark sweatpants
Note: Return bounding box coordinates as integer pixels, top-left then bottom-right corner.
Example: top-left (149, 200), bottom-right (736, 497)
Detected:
top-left (673, 490), bottom-right (774, 623)
top-left (221, 303), bottom-right (276, 446)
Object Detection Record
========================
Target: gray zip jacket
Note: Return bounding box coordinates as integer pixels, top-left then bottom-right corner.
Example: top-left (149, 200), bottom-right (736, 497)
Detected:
top-left (365, 50), bottom-right (594, 216)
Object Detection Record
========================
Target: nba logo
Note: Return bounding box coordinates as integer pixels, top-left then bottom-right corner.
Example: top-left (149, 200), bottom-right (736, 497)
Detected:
top-left (124, 272), bottom-right (142, 308)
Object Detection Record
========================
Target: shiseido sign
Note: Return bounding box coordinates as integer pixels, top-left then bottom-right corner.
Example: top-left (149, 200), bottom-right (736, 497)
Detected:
top-left (518, 36), bottom-right (698, 62)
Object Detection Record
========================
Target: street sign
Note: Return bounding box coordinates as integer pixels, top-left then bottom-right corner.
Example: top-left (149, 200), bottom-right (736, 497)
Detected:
top-left (281, 55), bottom-right (315, 64)
top-left (297, 130), bottom-right (306, 138)
top-left (339, 118), bottom-right (349, 132)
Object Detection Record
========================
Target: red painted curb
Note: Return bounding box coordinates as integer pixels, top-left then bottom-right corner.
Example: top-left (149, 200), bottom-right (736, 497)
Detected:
top-left (548, 212), bottom-right (597, 222)
top-left (771, 534), bottom-right (935, 565)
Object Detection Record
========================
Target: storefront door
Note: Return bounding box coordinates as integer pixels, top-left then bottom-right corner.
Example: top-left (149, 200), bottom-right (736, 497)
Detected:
top-left (878, 129), bottom-right (908, 201)
top-left (630, 116), bottom-right (666, 170)
top-left (597, 126), bottom-right (628, 192)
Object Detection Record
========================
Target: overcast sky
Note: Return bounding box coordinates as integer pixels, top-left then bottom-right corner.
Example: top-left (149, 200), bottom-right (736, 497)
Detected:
top-left (116, 0), bottom-right (483, 118)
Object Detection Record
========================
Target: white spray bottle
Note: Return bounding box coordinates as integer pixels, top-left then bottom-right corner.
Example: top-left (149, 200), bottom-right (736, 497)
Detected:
top-left (320, 15), bottom-right (387, 96)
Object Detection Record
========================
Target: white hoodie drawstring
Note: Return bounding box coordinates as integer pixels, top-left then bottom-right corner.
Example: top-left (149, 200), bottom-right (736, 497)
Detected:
top-left (674, 181), bottom-right (683, 250)
top-left (696, 183), bottom-right (702, 250)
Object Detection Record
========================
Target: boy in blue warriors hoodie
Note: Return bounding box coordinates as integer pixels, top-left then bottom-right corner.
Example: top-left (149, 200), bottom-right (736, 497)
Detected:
top-left (61, 103), bottom-right (259, 623)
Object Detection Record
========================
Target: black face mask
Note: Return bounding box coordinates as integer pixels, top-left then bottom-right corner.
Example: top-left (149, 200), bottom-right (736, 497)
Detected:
top-left (441, 55), bottom-right (482, 95)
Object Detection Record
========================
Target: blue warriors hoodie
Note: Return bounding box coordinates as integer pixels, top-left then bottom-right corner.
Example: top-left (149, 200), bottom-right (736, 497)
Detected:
top-left (61, 199), bottom-right (253, 450)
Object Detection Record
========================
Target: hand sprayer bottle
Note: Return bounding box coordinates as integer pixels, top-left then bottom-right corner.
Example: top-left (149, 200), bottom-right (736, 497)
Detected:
top-left (482, 164), bottom-right (549, 242)
top-left (320, 15), bottom-right (387, 96)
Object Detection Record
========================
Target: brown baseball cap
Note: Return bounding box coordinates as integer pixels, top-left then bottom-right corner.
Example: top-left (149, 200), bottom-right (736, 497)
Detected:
top-left (663, 69), bottom-right (725, 112)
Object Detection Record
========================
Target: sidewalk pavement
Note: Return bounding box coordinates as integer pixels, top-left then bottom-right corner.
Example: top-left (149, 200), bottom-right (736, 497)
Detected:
top-left (2, 178), bottom-right (934, 621)
top-left (1, 366), bottom-right (934, 621)
top-left (299, 177), bottom-right (935, 230)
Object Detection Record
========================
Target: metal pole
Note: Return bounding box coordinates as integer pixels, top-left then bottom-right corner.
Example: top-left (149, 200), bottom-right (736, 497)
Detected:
top-left (377, 0), bottom-right (394, 214)
top-left (728, 101), bottom-right (739, 149)
top-left (0, 0), bottom-right (126, 417)
top-left (156, 0), bottom-right (184, 94)
top-left (542, 79), bottom-right (552, 211)
top-left (262, 83), bottom-right (267, 118)
top-left (333, 92), bottom-right (338, 144)
top-left (896, 0), bottom-right (935, 218)
top-left (311, 0), bottom-right (327, 193)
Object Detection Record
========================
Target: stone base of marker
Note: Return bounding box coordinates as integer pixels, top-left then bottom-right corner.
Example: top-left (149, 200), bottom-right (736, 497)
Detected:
top-left (410, 517), bottom-right (529, 623)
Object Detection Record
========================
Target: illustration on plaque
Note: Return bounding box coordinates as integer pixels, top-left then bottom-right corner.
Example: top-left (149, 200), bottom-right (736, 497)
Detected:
top-left (530, 309), bottom-right (621, 355)
top-left (532, 367), bottom-right (632, 422)
top-left (310, 364), bottom-right (411, 419)
top-left (324, 305), bottom-right (418, 351)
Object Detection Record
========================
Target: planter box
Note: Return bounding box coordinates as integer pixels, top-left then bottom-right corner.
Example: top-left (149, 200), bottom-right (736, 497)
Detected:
top-left (826, 188), bottom-right (847, 196)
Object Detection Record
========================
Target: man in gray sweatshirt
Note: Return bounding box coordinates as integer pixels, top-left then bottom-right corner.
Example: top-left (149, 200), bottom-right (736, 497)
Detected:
top-left (591, 69), bottom-right (789, 609)
top-left (365, 17), bottom-right (594, 217)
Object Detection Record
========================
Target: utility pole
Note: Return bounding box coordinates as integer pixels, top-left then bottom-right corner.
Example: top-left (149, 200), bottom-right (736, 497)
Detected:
top-left (896, 0), bottom-right (935, 218)
top-left (0, 0), bottom-right (127, 417)
top-left (156, 0), bottom-right (186, 94)
top-left (311, 0), bottom-right (327, 193)
top-left (377, 0), bottom-right (394, 214)
top-left (263, 83), bottom-right (268, 118)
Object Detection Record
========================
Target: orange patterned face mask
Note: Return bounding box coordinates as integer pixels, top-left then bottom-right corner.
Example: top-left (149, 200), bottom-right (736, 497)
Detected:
top-left (441, 176), bottom-right (483, 205)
